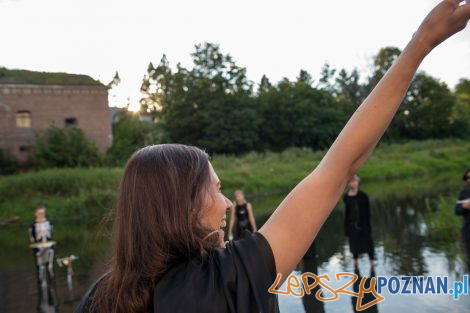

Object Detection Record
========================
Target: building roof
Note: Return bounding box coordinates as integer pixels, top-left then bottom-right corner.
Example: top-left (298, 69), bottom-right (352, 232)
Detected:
top-left (0, 67), bottom-right (104, 86)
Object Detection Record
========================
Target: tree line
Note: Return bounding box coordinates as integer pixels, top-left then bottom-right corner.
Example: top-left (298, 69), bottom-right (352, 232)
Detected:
top-left (2, 42), bottom-right (469, 173)
top-left (138, 43), bottom-right (470, 155)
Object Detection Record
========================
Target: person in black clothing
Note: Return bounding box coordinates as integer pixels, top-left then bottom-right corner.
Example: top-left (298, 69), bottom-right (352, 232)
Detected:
top-left (344, 175), bottom-right (375, 269)
top-left (456, 168), bottom-right (470, 271)
top-left (228, 190), bottom-right (257, 240)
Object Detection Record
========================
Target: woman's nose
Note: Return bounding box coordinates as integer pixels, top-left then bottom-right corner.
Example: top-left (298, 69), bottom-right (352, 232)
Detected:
top-left (224, 196), bottom-right (233, 210)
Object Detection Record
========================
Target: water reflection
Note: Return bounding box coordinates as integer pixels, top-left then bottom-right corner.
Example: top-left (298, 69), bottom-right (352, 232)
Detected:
top-left (373, 197), bottom-right (428, 276)
top-left (1, 192), bottom-right (470, 312)
top-left (351, 268), bottom-right (379, 313)
top-left (299, 244), bottom-right (325, 313)
top-left (255, 194), bottom-right (469, 312)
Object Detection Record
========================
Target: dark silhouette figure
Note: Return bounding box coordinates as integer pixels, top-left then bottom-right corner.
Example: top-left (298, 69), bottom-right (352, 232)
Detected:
top-left (300, 241), bottom-right (325, 313)
top-left (456, 169), bottom-right (470, 272)
top-left (344, 176), bottom-right (375, 268)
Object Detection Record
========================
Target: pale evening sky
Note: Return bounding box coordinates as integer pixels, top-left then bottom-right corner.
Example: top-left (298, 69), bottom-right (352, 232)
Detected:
top-left (0, 0), bottom-right (469, 110)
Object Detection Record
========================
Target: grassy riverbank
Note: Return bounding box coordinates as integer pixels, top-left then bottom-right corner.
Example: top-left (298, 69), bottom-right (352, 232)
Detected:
top-left (0, 139), bottom-right (469, 223)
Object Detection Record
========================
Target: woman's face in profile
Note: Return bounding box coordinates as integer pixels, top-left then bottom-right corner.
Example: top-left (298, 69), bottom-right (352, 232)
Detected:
top-left (200, 163), bottom-right (231, 235)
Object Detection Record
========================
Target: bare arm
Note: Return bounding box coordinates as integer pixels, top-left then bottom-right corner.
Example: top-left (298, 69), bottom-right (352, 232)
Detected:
top-left (259, 0), bottom-right (470, 282)
top-left (247, 203), bottom-right (257, 232)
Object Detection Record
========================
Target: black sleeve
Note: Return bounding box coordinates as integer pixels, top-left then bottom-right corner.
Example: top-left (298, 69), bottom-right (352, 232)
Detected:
top-left (219, 232), bottom-right (279, 313)
top-left (456, 190), bottom-right (469, 216)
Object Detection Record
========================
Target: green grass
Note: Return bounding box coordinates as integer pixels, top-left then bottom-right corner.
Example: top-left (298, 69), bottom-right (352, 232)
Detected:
top-left (425, 195), bottom-right (462, 242)
top-left (0, 67), bottom-right (103, 85)
top-left (214, 139), bottom-right (470, 197)
top-left (1, 139), bottom-right (469, 224)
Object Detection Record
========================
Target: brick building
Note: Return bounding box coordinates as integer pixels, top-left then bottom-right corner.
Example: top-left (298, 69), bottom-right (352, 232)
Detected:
top-left (0, 68), bottom-right (112, 162)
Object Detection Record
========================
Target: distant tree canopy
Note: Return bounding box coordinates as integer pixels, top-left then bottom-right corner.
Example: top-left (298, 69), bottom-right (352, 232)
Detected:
top-left (138, 43), bottom-right (469, 155)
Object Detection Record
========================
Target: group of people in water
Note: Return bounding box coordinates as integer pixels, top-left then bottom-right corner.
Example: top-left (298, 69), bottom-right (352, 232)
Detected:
top-left (229, 177), bottom-right (376, 272)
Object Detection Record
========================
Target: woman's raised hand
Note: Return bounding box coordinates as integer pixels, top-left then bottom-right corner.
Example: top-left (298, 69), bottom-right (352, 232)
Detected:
top-left (416, 0), bottom-right (470, 54)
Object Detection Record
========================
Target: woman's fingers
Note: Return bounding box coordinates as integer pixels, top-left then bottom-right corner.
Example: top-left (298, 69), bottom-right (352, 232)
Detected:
top-left (416, 0), bottom-right (470, 52)
top-left (455, 2), bottom-right (470, 23)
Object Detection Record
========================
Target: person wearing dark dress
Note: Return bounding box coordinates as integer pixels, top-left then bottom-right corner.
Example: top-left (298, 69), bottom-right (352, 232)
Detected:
top-left (455, 168), bottom-right (470, 271)
top-left (228, 190), bottom-right (257, 240)
top-left (74, 5), bottom-right (470, 313)
top-left (344, 175), bottom-right (375, 269)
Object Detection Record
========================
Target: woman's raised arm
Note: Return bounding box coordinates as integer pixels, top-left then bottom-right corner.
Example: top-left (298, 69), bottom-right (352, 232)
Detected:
top-left (259, 0), bottom-right (470, 282)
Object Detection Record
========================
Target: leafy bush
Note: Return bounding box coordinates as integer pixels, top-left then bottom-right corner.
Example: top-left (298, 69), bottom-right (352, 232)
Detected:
top-left (30, 126), bottom-right (103, 168)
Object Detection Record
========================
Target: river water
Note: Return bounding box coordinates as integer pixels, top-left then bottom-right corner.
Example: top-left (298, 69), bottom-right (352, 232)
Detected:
top-left (1, 189), bottom-right (469, 312)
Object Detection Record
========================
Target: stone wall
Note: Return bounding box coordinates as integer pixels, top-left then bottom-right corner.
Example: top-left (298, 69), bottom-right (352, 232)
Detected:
top-left (0, 84), bottom-right (112, 161)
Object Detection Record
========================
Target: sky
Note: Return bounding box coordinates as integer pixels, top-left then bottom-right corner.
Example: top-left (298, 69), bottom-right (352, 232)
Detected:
top-left (1, 0), bottom-right (469, 110)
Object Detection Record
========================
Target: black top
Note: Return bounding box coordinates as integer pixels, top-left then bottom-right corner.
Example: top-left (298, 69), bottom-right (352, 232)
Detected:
top-left (75, 232), bottom-right (279, 313)
top-left (343, 190), bottom-right (371, 236)
top-left (154, 232), bottom-right (279, 313)
top-left (456, 187), bottom-right (470, 237)
top-left (235, 203), bottom-right (250, 223)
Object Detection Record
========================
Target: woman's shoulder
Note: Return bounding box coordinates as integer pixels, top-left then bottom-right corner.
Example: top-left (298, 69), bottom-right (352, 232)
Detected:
top-left (154, 232), bottom-right (278, 312)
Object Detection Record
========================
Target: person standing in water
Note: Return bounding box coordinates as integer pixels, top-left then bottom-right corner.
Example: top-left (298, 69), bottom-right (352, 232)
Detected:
top-left (344, 176), bottom-right (375, 269)
top-left (28, 206), bottom-right (57, 309)
top-left (456, 168), bottom-right (470, 271)
top-left (228, 190), bottom-right (257, 240)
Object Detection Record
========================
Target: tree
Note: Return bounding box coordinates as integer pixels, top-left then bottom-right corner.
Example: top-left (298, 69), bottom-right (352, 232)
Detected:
top-left (452, 78), bottom-right (470, 135)
top-left (142, 43), bottom-right (259, 154)
top-left (296, 69), bottom-right (313, 86)
top-left (258, 77), bottom-right (348, 151)
top-left (317, 62), bottom-right (336, 92)
top-left (140, 55), bottom-right (172, 119)
top-left (366, 47), bottom-right (402, 92)
top-left (105, 110), bottom-right (167, 165)
top-left (394, 73), bottom-right (460, 139)
top-left (258, 75), bottom-right (272, 95)
top-left (334, 68), bottom-right (365, 107)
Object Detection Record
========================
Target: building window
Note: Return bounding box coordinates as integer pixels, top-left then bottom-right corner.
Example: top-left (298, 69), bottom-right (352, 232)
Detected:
top-left (64, 117), bottom-right (78, 127)
top-left (19, 145), bottom-right (30, 153)
top-left (16, 111), bottom-right (31, 128)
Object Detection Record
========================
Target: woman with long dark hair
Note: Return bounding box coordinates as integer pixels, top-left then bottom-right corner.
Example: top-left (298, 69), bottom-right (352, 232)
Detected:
top-left (76, 2), bottom-right (470, 312)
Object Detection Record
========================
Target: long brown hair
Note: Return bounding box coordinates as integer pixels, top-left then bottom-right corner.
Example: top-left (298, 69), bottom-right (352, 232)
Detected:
top-left (90, 144), bottom-right (217, 312)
